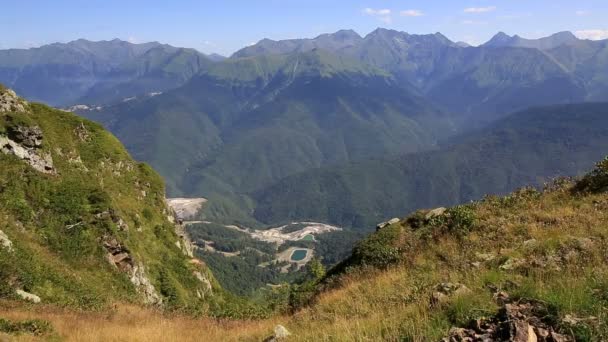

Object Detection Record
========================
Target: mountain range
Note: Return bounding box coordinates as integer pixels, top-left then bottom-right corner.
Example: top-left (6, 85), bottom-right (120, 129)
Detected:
top-left (0, 39), bottom-right (220, 106)
top-left (2, 29), bottom-right (608, 235)
top-left (1, 27), bottom-right (608, 340)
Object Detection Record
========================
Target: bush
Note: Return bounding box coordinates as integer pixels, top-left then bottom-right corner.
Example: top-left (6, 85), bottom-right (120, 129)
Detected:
top-left (421, 205), bottom-right (476, 236)
top-left (350, 224), bottom-right (403, 268)
top-left (444, 206), bottom-right (476, 233)
top-left (573, 157), bottom-right (608, 194)
top-left (0, 318), bottom-right (53, 336)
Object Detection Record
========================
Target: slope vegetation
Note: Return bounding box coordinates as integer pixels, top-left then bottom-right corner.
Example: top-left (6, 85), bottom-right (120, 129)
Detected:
top-left (253, 103), bottom-right (608, 230)
top-left (3, 155), bottom-right (607, 341)
top-left (0, 86), bottom-right (237, 314)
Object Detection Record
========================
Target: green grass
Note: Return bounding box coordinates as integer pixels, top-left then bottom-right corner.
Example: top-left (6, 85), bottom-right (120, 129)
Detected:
top-left (0, 97), bottom-right (251, 316)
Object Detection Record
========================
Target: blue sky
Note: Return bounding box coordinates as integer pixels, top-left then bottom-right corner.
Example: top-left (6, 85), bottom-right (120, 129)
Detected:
top-left (1, 0), bottom-right (607, 55)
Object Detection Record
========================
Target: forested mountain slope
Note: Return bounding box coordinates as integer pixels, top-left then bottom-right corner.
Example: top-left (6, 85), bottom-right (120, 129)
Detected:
top-left (252, 103), bottom-right (608, 230)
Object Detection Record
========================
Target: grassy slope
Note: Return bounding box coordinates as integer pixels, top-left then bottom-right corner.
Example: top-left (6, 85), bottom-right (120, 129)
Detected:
top-left (3, 158), bottom-right (607, 341)
top-left (0, 91), bottom-right (237, 314)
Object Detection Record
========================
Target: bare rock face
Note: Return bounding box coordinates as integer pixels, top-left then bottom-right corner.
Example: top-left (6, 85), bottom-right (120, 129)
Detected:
top-left (0, 88), bottom-right (28, 113)
top-left (102, 236), bottom-right (162, 305)
top-left (130, 263), bottom-right (162, 305)
top-left (0, 87), bottom-right (53, 173)
top-left (7, 125), bottom-right (43, 148)
top-left (103, 237), bottom-right (134, 272)
top-left (193, 271), bottom-right (213, 294)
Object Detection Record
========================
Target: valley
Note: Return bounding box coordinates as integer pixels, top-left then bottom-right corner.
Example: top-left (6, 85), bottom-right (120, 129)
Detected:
top-left (1, 7), bottom-right (608, 339)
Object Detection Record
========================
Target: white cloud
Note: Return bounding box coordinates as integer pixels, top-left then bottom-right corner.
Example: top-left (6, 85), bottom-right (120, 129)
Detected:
top-left (363, 8), bottom-right (392, 23)
top-left (400, 10), bottom-right (424, 17)
top-left (575, 10), bottom-right (589, 16)
top-left (575, 29), bottom-right (608, 40)
top-left (464, 6), bottom-right (496, 14)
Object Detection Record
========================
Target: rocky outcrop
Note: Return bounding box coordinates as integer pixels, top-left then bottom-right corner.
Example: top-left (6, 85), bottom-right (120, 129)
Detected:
top-left (0, 88), bottom-right (28, 113)
top-left (0, 135), bottom-right (54, 174)
top-left (103, 237), bottom-right (134, 272)
top-left (15, 289), bottom-right (41, 303)
top-left (376, 217), bottom-right (400, 231)
top-left (442, 293), bottom-right (573, 342)
top-left (96, 210), bottom-right (129, 231)
top-left (102, 237), bottom-right (162, 305)
top-left (130, 263), bottom-right (162, 305)
top-left (7, 125), bottom-right (43, 148)
top-left (174, 222), bottom-right (195, 258)
top-left (0, 230), bottom-right (13, 252)
top-left (193, 271), bottom-right (213, 296)
top-left (425, 207), bottom-right (446, 220)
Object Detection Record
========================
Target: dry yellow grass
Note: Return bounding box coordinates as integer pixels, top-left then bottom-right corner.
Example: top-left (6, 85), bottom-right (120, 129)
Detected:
top-left (0, 302), bottom-right (278, 342)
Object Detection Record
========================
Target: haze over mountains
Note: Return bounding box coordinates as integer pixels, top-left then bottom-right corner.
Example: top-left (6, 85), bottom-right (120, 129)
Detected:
top-left (2, 28), bottom-right (608, 235)
top-left (0, 39), bottom-right (220, 106)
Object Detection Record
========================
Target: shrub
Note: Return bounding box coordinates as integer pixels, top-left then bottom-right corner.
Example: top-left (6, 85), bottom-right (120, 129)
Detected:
top-left (0, 318), bottom-right (53, 336)
top-left (573, 157), bottom-right (608, 194)
top-left (351, 224), bottom-right (403, 268)
top-left (444, 205), bottom-right (476, 233)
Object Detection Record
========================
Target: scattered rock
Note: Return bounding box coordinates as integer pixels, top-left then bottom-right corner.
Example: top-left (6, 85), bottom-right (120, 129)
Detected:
top-left (7, 125), bottom-right (43, 148)
top-left (264, 325), bottom-right (292, 341)
top-left (0, 88), bottom-right (28, 113)
top-left (0, 135), bottom-right (54, 174)
top-left (15, 289), bottom-right (41, 303)
top-left (431, 283), bottom-right (472, 307)
top-left (425, 207), bottom-right (447, 220)
top-left (475, 252), bottom-right (496, 262)
top-left (442, 296), bottom-right (573, 342)
top-left (0, 230), bottom-right (13, 252)
top-left (274, 325), bottom-right (291, 339)
top-left (499, 257), bottom-right (525, 271)
top-left (74, 122), bottom-right (90, 141)
top-left (376, 217), bottom-right (400, 230)
top-left (96, 210), bottom-right (129, 231)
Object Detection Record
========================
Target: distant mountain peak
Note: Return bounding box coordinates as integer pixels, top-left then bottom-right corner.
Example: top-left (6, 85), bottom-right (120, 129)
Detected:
top-left (483, 31), bottom-right (579, 50)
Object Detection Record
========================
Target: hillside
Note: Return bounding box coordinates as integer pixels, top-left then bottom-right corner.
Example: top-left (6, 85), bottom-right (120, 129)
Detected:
top-left (0, 85), bottom-right (247, 315)
top-left (270, 158), bottom-right (608, 340)
top-left (2, 154), bottom-right (607, 341)
top-left (252, 103), bottom-right (608, 230)
top-left (69, 30), bottom-right (605, 233)
top-left (80, 49), bottom-right (450, 224)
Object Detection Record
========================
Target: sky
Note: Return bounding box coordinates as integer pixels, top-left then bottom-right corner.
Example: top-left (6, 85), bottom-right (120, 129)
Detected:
top-left (1, 0), bottom-right (607, 56)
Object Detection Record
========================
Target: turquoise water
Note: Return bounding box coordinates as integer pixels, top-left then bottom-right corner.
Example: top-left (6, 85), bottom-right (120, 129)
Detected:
top-left (291, 249), bottom-right (308, 261)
